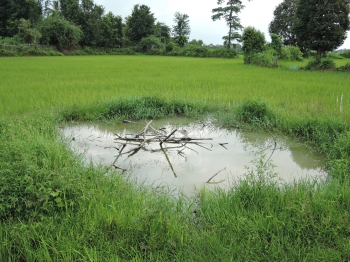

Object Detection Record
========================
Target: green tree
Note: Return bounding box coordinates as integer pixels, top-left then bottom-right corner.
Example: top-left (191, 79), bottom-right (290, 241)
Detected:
top-left (0, 0), bottom-right (42, 37)
top-left (269, 33), bottom-right (282, 56)
top-left (212, 0), bottom-right (248, 49)
top-left (293, 0), bottom-right (350, 59)
top-left (100, 12), bottom-right (123, 48)
top-left (140, 35), bottom-right (162, 52)
top-left (39, 13), bottom-right (82, 50)
top-left (242, 26), bottom-right (266, 64)
top-left (126, 4), bottom-right (155, 44)
top-left (268, 0), bottom-right (298, 46)
top-left (59, 0), bottom-right (80, 24)
top-left (18, 18), bottom-right (42, 45)
top-left (189, 39), bottom-right (204, 46)
top-left (154, 22), bottom-right (171, 44)
top-left (172, 12), bottom-right (190, 47)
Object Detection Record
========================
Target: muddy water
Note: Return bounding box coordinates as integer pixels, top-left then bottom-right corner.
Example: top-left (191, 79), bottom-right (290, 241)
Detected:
top-left (61, 117), bottom-right (326, 194)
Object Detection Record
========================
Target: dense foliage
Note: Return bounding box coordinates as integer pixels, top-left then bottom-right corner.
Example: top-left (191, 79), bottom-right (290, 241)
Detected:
top-left (125, 4), bottom-right (156, 44)
top-left (269, 0), bottom-right (298, 46)
top-left (293, 0), bottom-right (350, 59)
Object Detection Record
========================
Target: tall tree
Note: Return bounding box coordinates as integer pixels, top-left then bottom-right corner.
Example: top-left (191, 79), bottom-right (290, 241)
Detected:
top-left (0, 0), bottom-right (42, 37)
top-left (100, 12), bottom-right (123, 48)
top-left (154, 22), bottom-right (171, 44)
top-left (212, 0), bottom-right (250, 49)
top-left (172, 12), bottom-right (190, 47)
top-left (78, 0), bottom-right (104, 46)
top-left (242, 26), bottom-right (266, 64)
top-left (293, 0), bottom-right (350, 59)
top-left (59, 0), bottom-right (80, 24)
top-left (126, 4), bottom-right (155, 43)
top-left (269, 0), bottom-right (297, 46)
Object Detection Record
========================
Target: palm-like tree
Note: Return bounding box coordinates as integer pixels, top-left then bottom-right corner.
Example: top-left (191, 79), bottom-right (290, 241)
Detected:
top-left (172, 12), bottom-right (190, 47)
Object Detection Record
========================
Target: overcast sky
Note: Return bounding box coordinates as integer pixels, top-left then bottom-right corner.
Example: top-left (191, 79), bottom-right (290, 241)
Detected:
top-left (96, 0), bottom-right (349, 49)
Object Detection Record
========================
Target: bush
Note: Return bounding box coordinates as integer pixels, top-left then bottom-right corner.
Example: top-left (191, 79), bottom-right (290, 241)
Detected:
top-left (185, 45), bottom-right (209, 57)
top-left (210, 48), bottom-right (237, 58)
top-left (327, 52), bottom-right (343, 59)
top-left (244, 49), bottom-right (276, 67)
top-left (340, 50), bottom-right (350, 58)
top-left (304, 58), bottom-right (336, 70)
top-left (0, 48), bottom-right (16, 57)
top-left (280, 46), bottom-right (303, 61)
top-left (39, 14), bottom-right (82, 50)
top-left (242, 26), bottom-right (266, 64)
top-left (0, 36), bottom-right (25, 45)
top-left (336, 63), bottom-right (350, 72)
top-left (140, 35), bottom-right (163, 53)
top-left (165, 42), bottom-right (176, 52)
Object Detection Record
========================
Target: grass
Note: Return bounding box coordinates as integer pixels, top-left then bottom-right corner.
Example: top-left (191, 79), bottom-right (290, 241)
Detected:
top-left (1, 56), bottom-right (350, 120)
top-left (1, 55), bottom-right (350, 261)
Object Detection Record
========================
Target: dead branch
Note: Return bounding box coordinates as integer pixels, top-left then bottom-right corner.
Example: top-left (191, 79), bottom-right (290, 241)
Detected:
top-left (160, 129), bottom-right (177, 145)
top-left (123, 120), bottom-right (136, 124)
top-left (160, 144), bottom-right (177, 178)
top-left (206, 167), bottom-right (226, 183)
top-left (112, 165), bottom-right (127, 172)
top-left (264, 132), bottom-right (277, 166)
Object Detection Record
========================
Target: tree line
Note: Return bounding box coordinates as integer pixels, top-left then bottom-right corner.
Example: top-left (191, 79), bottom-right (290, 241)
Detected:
top-left (0, 0), bottom-right (192, 51)
top-left (0, 0), bottom-right (349, 60)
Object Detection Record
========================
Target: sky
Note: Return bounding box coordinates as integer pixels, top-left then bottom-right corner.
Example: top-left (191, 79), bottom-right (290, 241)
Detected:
top-left (96, 0), bottom-right (350, 50)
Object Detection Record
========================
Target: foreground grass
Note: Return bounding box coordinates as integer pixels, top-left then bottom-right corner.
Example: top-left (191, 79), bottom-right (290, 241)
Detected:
top-left (1, 56), bottom-right (350, 120)
top-left (1, 56), bottom-right (350, 260)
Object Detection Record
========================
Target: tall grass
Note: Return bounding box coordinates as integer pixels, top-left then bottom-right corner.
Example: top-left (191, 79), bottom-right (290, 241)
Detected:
top-left (1, 55), bottom-right (350, 260)
top-left (1, 56), bottom-right (350, 120)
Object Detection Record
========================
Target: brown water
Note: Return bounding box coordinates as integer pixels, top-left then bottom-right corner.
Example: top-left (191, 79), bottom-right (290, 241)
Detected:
top-left (61, 117), bottom-right (326, 194)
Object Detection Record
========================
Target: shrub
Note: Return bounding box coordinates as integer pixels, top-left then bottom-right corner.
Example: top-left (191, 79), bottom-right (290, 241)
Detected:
top-left (244, 48), bottom-right (277, 67)
top-left (304, 58), bottom-right (336, 70)
top-left (185, 45), bottom-right (209, 57)
top-left (39, 14), bottom-right (82, 50)
top-left (279, 46), bottom-right (303, 61)
top-left (336, 63), bottom-right (350, 72)
top-left (140, 35), bottom-right (163, 53)
top-left (0, 36), bottom-right (25, 45)
top-left (242, 26), bottom-right (266, 64)
top-left (165, 42), bottom-right (176, 52)
top-left (327, 52), bottom-right (343, 59)
top-left (210, 48), bottom-right (237, 58)
top-left (340, 50), bottom-right (350, 58)
top-left (0, 48), bottom-right (16, 57)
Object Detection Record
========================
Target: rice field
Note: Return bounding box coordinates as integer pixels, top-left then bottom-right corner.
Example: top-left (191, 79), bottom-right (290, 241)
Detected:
top-left (1, 55), bottom-right (350, 261)
top-left (1, 55), bottom-right (350, 119)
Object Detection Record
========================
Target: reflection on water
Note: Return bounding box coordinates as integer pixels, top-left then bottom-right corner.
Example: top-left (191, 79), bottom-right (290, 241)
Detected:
top-left (61, 117), bottom-right (326, 195)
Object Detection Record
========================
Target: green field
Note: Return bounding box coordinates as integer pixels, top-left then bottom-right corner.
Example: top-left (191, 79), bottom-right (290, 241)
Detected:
top-left (1, 55), bottom-right (350, 261)
top-left (1, 56), bottom-right (350, 119)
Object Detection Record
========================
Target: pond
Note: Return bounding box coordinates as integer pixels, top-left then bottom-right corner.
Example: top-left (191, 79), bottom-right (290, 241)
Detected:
top-left (61, 117), bottom-right (326, 195)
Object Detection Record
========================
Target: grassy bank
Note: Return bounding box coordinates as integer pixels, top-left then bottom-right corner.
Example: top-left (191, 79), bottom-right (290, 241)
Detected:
top-left (1, 56), bottom-right (350, 260)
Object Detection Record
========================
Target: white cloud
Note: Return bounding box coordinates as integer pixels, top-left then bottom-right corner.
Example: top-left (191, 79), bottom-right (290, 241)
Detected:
top-left (97, 0), bottom-right (349, 49)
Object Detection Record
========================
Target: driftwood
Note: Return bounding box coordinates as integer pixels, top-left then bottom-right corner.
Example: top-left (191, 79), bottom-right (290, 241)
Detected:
top-left (207, 167), bottom-right (226, 183)
top-left (110, 121), bottom-right (216, 178)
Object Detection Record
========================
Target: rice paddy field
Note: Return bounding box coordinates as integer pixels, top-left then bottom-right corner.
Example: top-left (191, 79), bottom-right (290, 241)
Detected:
top-left (1, 55), bottom-right (350, 261)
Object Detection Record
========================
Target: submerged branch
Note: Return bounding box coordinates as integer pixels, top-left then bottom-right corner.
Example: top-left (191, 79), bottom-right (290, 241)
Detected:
top-left (207, 167), bottom-right (226, 183)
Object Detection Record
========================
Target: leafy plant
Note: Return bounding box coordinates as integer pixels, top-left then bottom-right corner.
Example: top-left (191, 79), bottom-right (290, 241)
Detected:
top-left (304, 58), bottom-right (336, 71)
